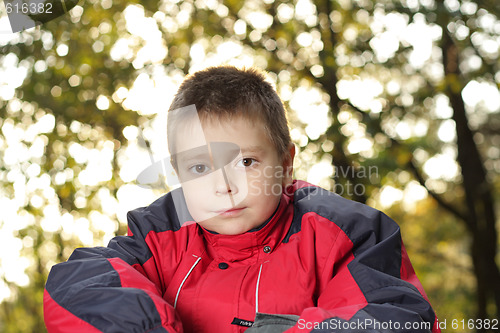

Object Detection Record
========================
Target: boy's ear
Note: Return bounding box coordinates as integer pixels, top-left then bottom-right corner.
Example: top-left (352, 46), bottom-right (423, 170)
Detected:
top-left (282, 144), bottom-right (296, 188)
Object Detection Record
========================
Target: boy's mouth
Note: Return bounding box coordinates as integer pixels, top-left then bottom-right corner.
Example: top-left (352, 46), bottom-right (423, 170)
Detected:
top-left (215, 207), bottom-right (246, 217)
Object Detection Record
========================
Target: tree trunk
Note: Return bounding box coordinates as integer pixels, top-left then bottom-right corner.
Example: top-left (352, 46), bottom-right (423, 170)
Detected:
top-left (441, 22), bottom-right (500, 328)
top-left (316, 0), bottom-right (367, 203)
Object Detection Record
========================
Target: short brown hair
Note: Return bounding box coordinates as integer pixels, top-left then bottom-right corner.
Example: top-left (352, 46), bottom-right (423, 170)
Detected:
top-left (167, 66), bottom-right (291, 161)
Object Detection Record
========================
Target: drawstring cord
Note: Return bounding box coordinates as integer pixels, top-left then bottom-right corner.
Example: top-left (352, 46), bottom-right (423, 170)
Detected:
top-left (174, 257), bottom-right (265, 314)
top-left (174, 256), bottom-right (202, 309)
top-left (255, 263), bottom-right (263, 314)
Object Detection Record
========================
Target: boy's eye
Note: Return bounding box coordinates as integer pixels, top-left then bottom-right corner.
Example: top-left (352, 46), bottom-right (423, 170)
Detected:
top-left (238, 158), bottom-right (256, 167)
top-left (189, 164), bottom-right (210, 174)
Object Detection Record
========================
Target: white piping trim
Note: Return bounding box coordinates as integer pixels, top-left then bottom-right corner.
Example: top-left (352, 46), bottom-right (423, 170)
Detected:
top-left (174, 256), bottom-right (201, 309)
top-left (255, 263), bottom-right (263, 314)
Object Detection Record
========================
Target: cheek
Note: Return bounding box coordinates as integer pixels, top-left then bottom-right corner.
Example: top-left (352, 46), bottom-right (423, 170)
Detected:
top-left (247, 175), bottom-right (283, 200)
top-left (182, 180), bottom-right (204, 198)
top-left (253, 166), bottom-right (281, 188)
top-left (181, 181), bottom-right (208, 214)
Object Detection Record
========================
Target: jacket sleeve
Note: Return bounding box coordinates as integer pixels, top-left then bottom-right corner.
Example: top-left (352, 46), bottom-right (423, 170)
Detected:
top-left (286, 192), bottom-right (440, 333)
top-left (43, 209), bottom-right (183, 333)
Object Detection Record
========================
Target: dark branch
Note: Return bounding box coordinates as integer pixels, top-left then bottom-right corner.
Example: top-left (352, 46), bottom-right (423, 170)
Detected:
top-left (407, 157), bottom-right (469, 225)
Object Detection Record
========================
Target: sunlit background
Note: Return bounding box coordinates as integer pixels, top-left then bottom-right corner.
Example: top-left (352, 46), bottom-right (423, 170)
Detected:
top-left (0, 0), bottom-right (499, 331)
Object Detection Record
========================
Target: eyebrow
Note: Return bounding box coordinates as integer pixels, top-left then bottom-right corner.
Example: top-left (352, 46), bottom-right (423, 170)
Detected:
top-left (178, 152), bottom-right (211, 162)
top-left (176, 148), bottom-right (211, 163)
top-left (240, 146), bottom-right (265, 154)
top-left (176, 144), bottom-right (264, 164)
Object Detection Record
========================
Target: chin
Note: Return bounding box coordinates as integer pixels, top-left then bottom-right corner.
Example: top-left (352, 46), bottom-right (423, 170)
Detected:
top-left (198, 216), bottom-right (254, 235)
top-left (217, 225), bottom-right (250, 235)
top-left (204, 223), bottom-right (252, 235)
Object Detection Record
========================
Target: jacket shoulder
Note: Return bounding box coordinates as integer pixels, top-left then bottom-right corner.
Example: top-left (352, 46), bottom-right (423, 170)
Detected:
top-left (126, 187), bottom-right (193, 237)
top-left (285, 182), bottom-right (400, 254)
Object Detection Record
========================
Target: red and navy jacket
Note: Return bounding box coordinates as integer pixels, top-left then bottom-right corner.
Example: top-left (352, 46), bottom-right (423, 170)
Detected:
top-left (44, 180), bottom-right (440, 332)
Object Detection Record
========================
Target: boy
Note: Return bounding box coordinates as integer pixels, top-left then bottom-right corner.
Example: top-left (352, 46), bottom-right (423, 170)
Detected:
top-left (44, 66), bottom-right (440, 332)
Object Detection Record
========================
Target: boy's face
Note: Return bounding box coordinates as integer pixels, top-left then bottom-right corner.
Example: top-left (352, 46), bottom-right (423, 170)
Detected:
top-left (174, 116), bottom-right (294, 235)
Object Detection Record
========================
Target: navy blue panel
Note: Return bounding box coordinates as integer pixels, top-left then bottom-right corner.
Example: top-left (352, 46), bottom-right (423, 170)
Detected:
top-left (109, 187), bottom-right (193, 265)
top-left (126, 187), bottom-right (191, 236)
top-left (68, 235), bottom-right (155, 268)
top-left (70, 246), bottom-right (146, 267)
top-left (364, 289), bottom-right (435, 327)
top-left (46, 256), bottom-right (121, 294)
top-left (284, 185), bottom-right (401, 278)
top-left (286, 185), bottom-right (435, 331)
top-left (46, 257), bottom-right (167, 332)
top-left (282, 186), bottom-right (322, 243)
top-left (149, 328), bottom-right (170, 333)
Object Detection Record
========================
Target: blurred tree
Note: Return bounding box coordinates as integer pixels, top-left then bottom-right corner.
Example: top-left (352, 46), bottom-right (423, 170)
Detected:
top-left (434, 1), bottom-right (499, 322)
top-left (0, 0), bottom-right (141, 331)
top-left (0, 0), bottom-right (498, 332)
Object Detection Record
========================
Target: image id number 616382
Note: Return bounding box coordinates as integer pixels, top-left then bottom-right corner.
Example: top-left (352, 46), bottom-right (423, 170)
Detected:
top-left (5, 1), bottom-right (53, 15)
top-left (438, 319), bottom-right (499, 330)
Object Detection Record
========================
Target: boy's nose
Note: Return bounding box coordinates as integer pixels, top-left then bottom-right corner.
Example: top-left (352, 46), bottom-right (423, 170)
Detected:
top-left (214, 168), bottom-right (238, 196)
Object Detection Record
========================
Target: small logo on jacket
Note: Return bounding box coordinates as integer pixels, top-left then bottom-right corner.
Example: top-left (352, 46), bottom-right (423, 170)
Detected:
top-left (231, 317), bottom-right (254, 327)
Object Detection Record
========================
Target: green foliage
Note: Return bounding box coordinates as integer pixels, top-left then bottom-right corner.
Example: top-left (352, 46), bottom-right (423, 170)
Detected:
top-left (0, 0), bottom-right (499, 331)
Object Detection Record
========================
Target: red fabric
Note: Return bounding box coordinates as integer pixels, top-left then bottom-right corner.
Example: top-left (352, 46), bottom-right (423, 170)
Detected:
top-left (43, 290), bottom-right (101, 333)
top-left (400, 242), bottom-right (441, 333)
top-left (107, 258), bottom-right (184, 332)
top-left (140, 188), bottom-right (437, 332)
top-left (44, 180), bottom-right (439, 332)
